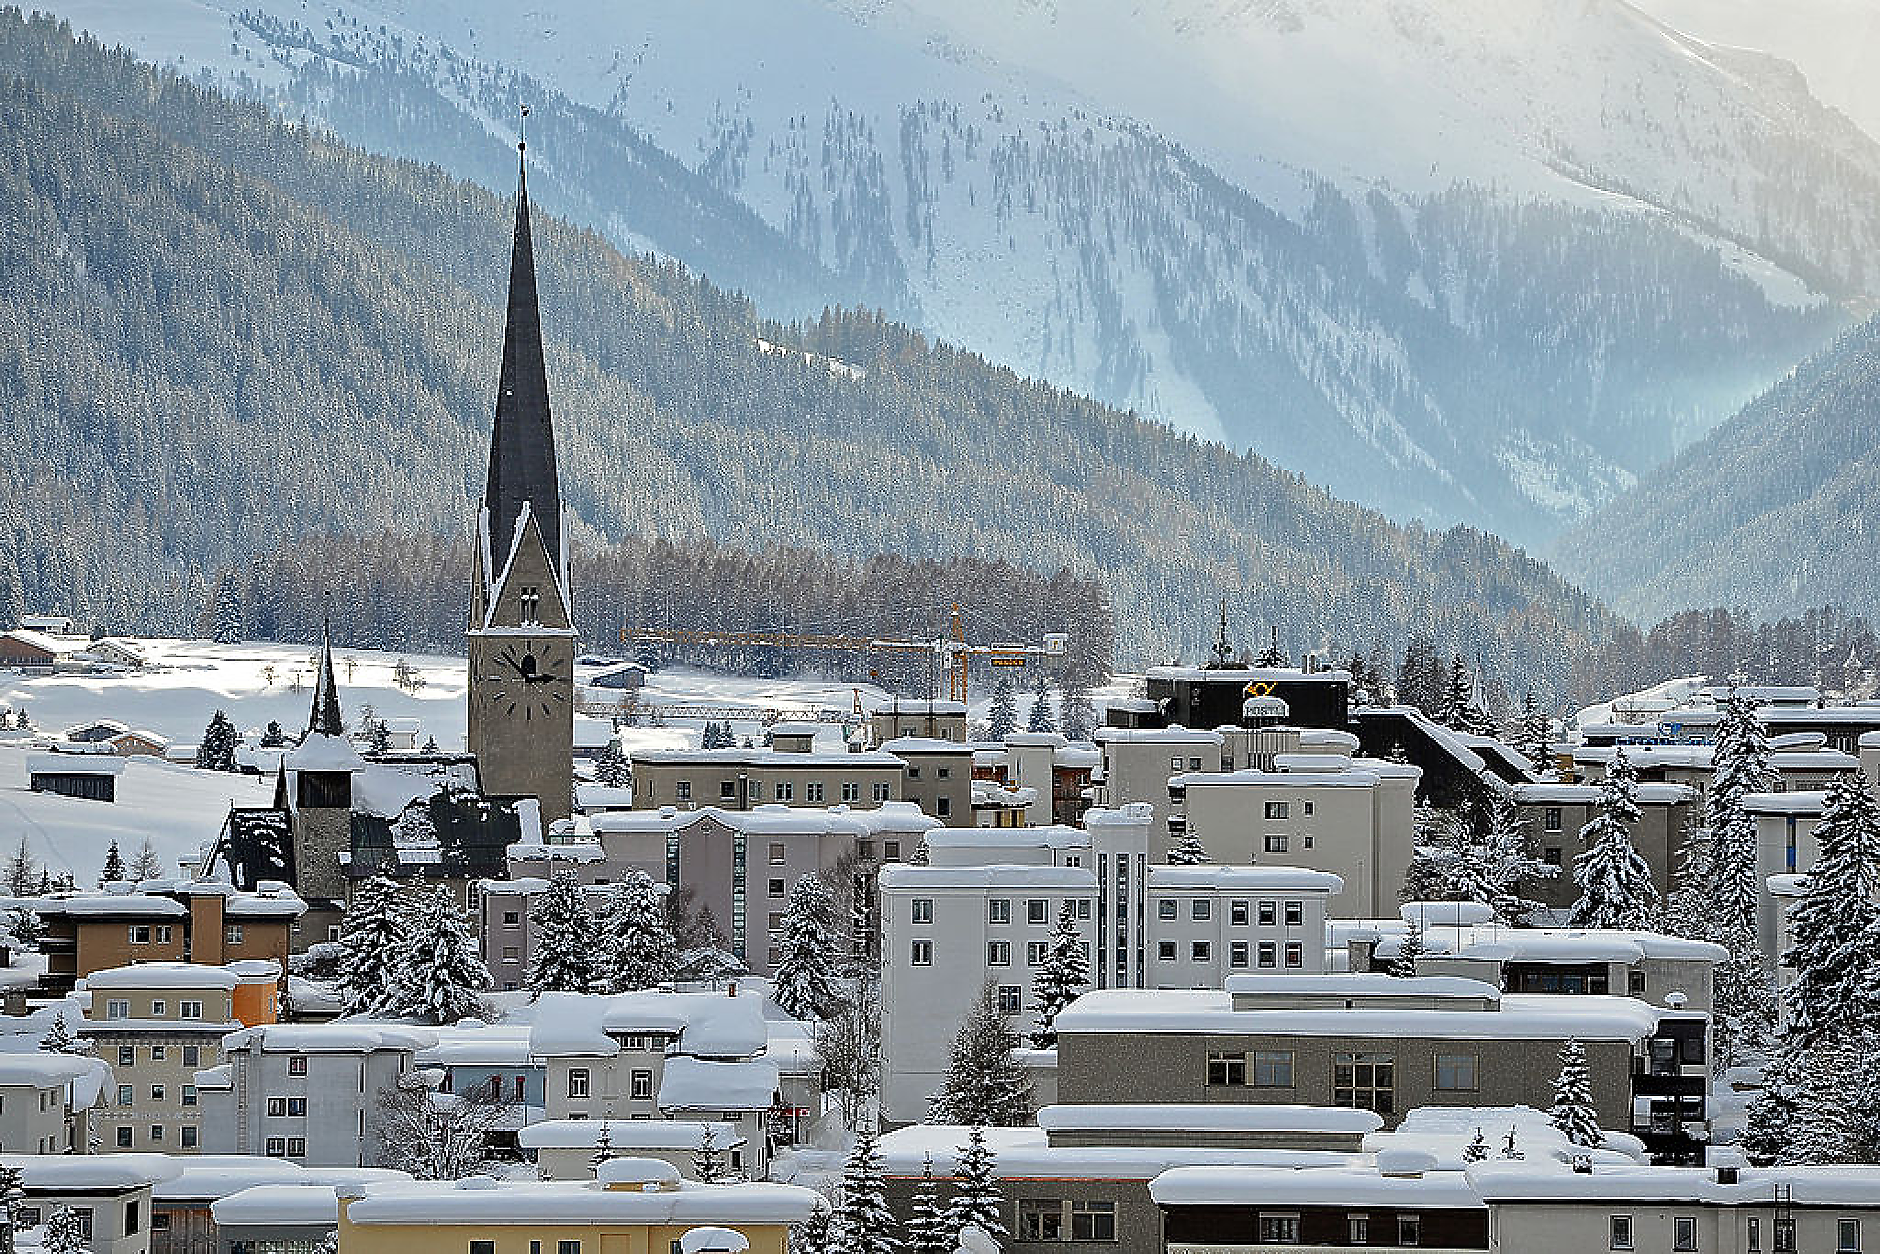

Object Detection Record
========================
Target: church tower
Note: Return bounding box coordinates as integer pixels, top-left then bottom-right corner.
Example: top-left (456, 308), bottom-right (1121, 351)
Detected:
top-left (467, 132), bottom-right (575, 824)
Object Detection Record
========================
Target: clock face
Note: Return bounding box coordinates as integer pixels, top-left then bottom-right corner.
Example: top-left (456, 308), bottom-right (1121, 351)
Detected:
top-left (479, 638), bottom-right (570, 721)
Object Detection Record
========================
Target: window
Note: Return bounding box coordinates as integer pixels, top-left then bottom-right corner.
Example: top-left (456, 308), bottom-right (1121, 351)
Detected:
top-left (150, 1084), bottom-right (166, 1102)
top-left (1258, 1215), bottom-right (1300, 1243)
top-left (936, 797), bottom-right (952, 817)
top-left (842, 782), bottom-right (861, 802)
top-left (503, 946), bottom-right (520, 963)
top-left (180, 1000), bottom-right (203, 1020)
top-left (988, 941), bottom-right (1011, 966)
top-left (720, 780), bottom-right (737, 799)
top-left (1071, 1202), bottom-right (1116, 1242)
top-left (124, 1203), bottom-right (141, 1238)
top-left (1544, 847), bottom-right (1563, 866)
top-left (1157, 899), bottom-right (1178, 920)
top-left (911, 940), bottom-right (933, 965)
top-left (502, 910), bottom-right (522, 927)
top-left (1253, 1051), bottom-right (1295, 1088)
top-left (115, 1126), bottom-right (133, 1148)
top-left (907, 766), bottom-right (922, 779)
top-left (1609, 1216), bottom-right (1634, 1250)
top-left (107, 1000), bottom-right (129, 1020)
top-left (631, 1070), bottom-right (653, 1100)
top-left (775, 782), bottom-right (794, 801)
top-left (225, 924), bottom-right (244, 944)
top-left (268, 1097), bottom-right (286, 1116)
top-left (885, 840), bottom-right (901, 861)
top-left (1076, 900), bottom-right (1091, 919)
top-left (1257, 942), bottom-right (1277, 968)
top-left (150, 1123), bottom-right (164, 1143)
top-left (567, 1069), bottom-right (590, 1099)
top-left (1189, 757), bottom-right (1204, 771)
top-left (1349, 1217), bottom-right (1370, 1244)
top-left (1434, 1054), bottom-right (1478, 1091)
top-left (151, 999), bottom-right (166, 1017)
top-left (911, 899), bottom-right (934, 924)
top-left (1398, 1215), bottom-right (1422, 1248)
top-left (749, 781), bottom-right (763, 800)
top-left (1230, 941), bottom-right (1249, 969)
top-left (559, 1241), bottom-right (582, 1254)
top-left (1027, 942), bottom-right (1049, 965)
top-left (151, 1046), bottom-right (167, 1061)
top-left (1171, 756), bottom-right (1185, 771)
top-left (937, 767), bottom-right (952, 779)
top-left (1231, 900), bottom-right (1249, 926)
top-left (1264, 801), bottom-right (1290, 819)
top-left (1264, 834), bottom-right (1289, 853)
top-left (1333, 1052), bottom-right (1395, 1114)
top-left (675, 782), bottom-right (692, 801)
top-left (182, 1085), bottom-right (198, 1107)
top-left (13, 1211), bottom-right (37, 1230)
top-left (1207, 1051), bottom-right (1247, 1086)
top-left (1674, 1216), bottom-right (1698, 1251)
top-left (1284, 942), bottom-right (1304, 968)
top-left (769, 842), bottom-right (786, 865)
top-left (1019, 1200), bottom-right (1063, 1243)
top-left (766, 878), bottom-right (785, 899)
top-left (1748, 1218), bottom-right (1761, 1252)
top-left (1303, 801), bottom-right (1314, 816)
top-left (72, 1211), bottom-right (91, 1241)
top-left (128, 925), bottom-right (151, 944)
top-left (117, 1085), bottom-right (133, 1107)
top-left (1258, 900), bottom-right (1277, 925)
top-left (1544, 807), bottom-right (1564, 832)
top-left (1192, 899), bottom-right (1211, 920)
top-left (805, 782), bottom-right (825, 803)
top-left (1157, 941), bottom-right (1177, 962)
top-left (989, 899), bottom-right (1012, 924)
top-left (285, 1055), bottom-right (305, 1076)
top-left (1191, 941), bottom-right (1212, 962)
top-left (472, 1243), bottom-right (497, 1254)
top-left (874, 783), bottom-right (893, 802)
top-left (1027, 899), bottom-right (1049, 925)
top-left (1840, 1220), bottom-right (1862, 1253)
top-left (1775, 1218), bottom-right (1796, 1251)
top-left (1628, 971), bottom-right (1647, 996)
top-left (1284, 901), bottom-right (1303, 927)
top-left (997, 986), bottom-right (1021, 1014)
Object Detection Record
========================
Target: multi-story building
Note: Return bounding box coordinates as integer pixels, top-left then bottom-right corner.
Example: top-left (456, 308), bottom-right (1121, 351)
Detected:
top-left (1090, 726), bottom-right (1225, 850)
top-left (528, 988), bottom-right (784, 1177)
top-left (629, 741), bottom-right (910, 817)
top-left (877, 862), bottom-right (1098, 1126)
top-left (2, 1153), bottom-right (178, 1254)
top-left (1167, 756), bottom-right (1420, 916)
top-left (36, 883), bottom-right (305, 996)
top-left (1510, 782), bottom-right (1699, 912)
top-left (334, 1158), bottom-right (819, 1254)
top-left (1053, 973), bottom-right (1710, 1162)
top-left (878, 737), bottom-right (973, 825)
top-left (1143, 866), bottom-right (1342, 988)
top-left (869, 699), bottom-right (969, 744)
top-left (198, 1023), bottom-right (433, 1167)
top-left (0, 1052), bottom-right (111, 1154)
top-left (80, 964), bottom-right (245, 1154)
top-left (516, 1119), bottom-right (745, 1181)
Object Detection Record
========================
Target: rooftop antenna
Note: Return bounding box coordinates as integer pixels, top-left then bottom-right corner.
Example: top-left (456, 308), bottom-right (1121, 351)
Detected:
top-left (519, 102), bottom-right (529, 154)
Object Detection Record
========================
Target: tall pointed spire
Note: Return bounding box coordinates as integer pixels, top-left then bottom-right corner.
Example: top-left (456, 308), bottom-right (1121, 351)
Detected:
top-left (483, 117), bottom-right (563, 594)
top-left (308, 609), bottom-right (343, 737)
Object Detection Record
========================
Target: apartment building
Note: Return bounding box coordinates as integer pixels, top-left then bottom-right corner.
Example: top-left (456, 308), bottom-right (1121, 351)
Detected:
top-left (1143, 866), bottom-right (1341, 988)
top-left (877, 862), bottom-right (1098, 1126)
top-left (868, 698), bottom-right (969, 744)
top-left (1510, 782), bottom-right (1699, 912)
top-left (36, 882), bottom-right (305, 996)
top-left (80, 964), bottom-right (244, 1154)
top-left (629, 741), bottom-right (909, 816)
top-left (0, 1052), bottom-right (111, 1154)
top-left (878, 737), bottom-right (974, 825)
top-left (1090, 726), bottom-right (1224, 852)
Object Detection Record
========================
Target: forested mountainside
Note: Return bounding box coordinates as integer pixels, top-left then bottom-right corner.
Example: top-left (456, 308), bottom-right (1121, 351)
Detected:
top-left (39, 0), bottom-right (1860, 546)
top-left (0, 13), bottom-right (1628, 700)
top-left (1554, 313), bottom-right (1880, 624)
top-left (204, 535), bottom-right (1115, 693)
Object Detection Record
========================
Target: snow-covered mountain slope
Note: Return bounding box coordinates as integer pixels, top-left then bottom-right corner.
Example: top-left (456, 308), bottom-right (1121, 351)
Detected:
top-left (35, 0), bottom-right (1875, 544)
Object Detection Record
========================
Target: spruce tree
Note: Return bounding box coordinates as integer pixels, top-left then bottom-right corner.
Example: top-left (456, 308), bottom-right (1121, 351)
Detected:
top-left (987, 678), bottom-right (1017, 741)
top-left (772, 875), bottom-right (846, 1021)
top-left (792, 1201), bottom-right (837, 1254)
top-left (98, 841), bottom-right (124, 886)
top-left (833, 1128), bottom-right (900, 1254)
top-left (1166, 828), bottom-right (1211, 865)
top-left (127, 839), bottom-right (164, 882)
top-left (196, 709), bottom-right (239, 771)
top-left (42, 1206), bottom-right (86, 1254)
top-left (1780, 772), bottom-right (1880, 1051)
top-left (1025, 673), bottom-right (1057, 734)
top-left (3, 840), bottom-right (34, 898)
top-left (259, 720), bottom-right (286, 748)
top-left (603, 870), bottom-right (677, 992)
top-left (906, 1155), bottom-right (951, 1254)
top-left (38, 1010), bottom-right (84, 1054)
top-left (1570, 748), bottom-right (1658, 929)
top-left (1389, 922), bottom-right (1427, 978)
top-left (1462, 1128), bottom-right (1488, 1162)
top-left (1704, 693), bottom-right (1777, 939)
top-left (1475, 791), bottom-right (1556, 924)
top-left (1029, 900), bottom-right (1088, 1048)
top-left (1548, 1039), bottom-right (1604, 1148)
top-left (1740, 1051), bottom-right (1802, 1167)
top-left (693, 1124), bottom-right (729, 1183)
top-left (336, 876), bottom-right (412, 1016)
top-left (526, 874), bottom-right (596, 998)
top-left (1441, 655), bottom-right (1474, 730)
top-left (1059, 687), bottom-right (1099, 742)
top-left (929, 981), bottom-right (1033, 1126)
top-left (594, 741), bottom-right (630, 788)
top-left (1518, 690), bottom-right (1552, 772)
top-left (381, 885), bottom-right (493, 1023)
top-left (945, 1126), bottom-right (1007, 1245)
top-left (5, 905), bottom-right (41, 948)
top-left (1710, 926), bottom-right (1778, 1073)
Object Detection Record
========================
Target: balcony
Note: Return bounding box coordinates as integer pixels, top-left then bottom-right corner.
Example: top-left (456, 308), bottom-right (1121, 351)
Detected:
top-left (1632, 1072), bottom-right (1706, 1099)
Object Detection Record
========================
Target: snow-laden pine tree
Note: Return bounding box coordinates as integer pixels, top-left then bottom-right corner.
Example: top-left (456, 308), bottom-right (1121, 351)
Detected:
top-left (1518, 690), bottom-right (1552, 773)
top-left (381, 886), bottom-right (492, 1024)
top-left (1705, 692), bottom-right (1778, 939)
top-left (1710, 927), bottom-right (1778, 1073)
top-left (1570, 748), bottom-right (1659, 929)
top-left (1740, 1051), bottom-right (1803, 1167)
top-left (1780, 1044), bottom-right (1878, 1165)
top-left (42, 1206), bottom-right (86, 1254)
top-left (260, 720), bottom-right (286, 748)
top-left (196, 710), bottom-right (239, 771)
top-left (526, 873), bottom-right (596, 998)
top-left (1662, 818), bottom-right (1716, 941)
top-left (945, 1126), bottom-right (1007, 1245)
top-left (1059, 688), bottom-right (1099, 742)
top-left (603, 870), bottom-right (677, 992)
top-left (1389, 922), bottom-right (1426, 978)
top-left (1780, 772), bottom-right (1880, 1051)
top-left (97, 841), bottom-right (124, 886)
top-left (987, 679), bottom-right (1017, 741)
top-left (833, 1128), bottom-right (900, 1254)
top-left (1441, 655), bottom-right (1474, 731)
top-left (38, 1010), bottom-right (85, 1055)
top-left (336, 876), bottom-right (411, 1016)
top-left (1548, 1039), bottom-right (1604, 1148)
top-left (4, 905), bottom-right (38, 949)
top-left (1029, 901), bottom-right (1088, 1048)
top-left (1166, 828), bottom-right (1211, 866)
top-left (772, 874), bottom-right (846, 1021)
top-left (1462, 1128), bottom-right (1488, 1162)
top-left (1475, 792), bottom-right (1556, 924)
top-left (906, 1155), bottom-right (950, 1254)
top-left (1399, 808), bottom-right (1474, 903)
top-left (929, 981), bottom-right (1033, 1126)
top-left (1025, 673), bottom-right (1057, 734)
top-left (594, 740), bottom-right (629, 788)
top-left (791, 1200), bottom-right (837, 1254)
top-left (693, 1124), bottom-right (730, 1183)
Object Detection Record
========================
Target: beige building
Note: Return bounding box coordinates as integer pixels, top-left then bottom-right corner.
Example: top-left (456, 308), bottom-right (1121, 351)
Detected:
top-left (869, 699), bottom-right (969, 744)
top-left (630, 741), bottom-right (909, 816)
top-left (80, 963), bottom-right (241, 1153)
top-left (879, 737), bottom-right (974, 825)
top-left (0, 1053), bottom-right (111, 1154)
top-left (1090, 726), bottom-right (1224, 853)
top-left (1, 1153), bottom-right (179, 1254)
top-left (1510, 782), bottom-right (1698, 912)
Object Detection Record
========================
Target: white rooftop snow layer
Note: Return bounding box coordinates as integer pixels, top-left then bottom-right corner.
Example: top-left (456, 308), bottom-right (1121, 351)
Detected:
top-left (211, 1185), bottom-right (342, 1227)
top-left (1465, 1161), bottom-right (1880, 1205)
top-left (1094, 726), bottom-right (1225, 745)
top-left (340, 1178), bottom-right (819, 1225)
top-left (657, 1056), bottom-right (780, 1111)
top-left (221, 1024), bottom-right (437, 1054)
top-left (1172, 768), bottom-right (1383, 789)
top-left (876, 864), bottom-right (1097, 891)
top-left (1053, 988), bottom-right (1669, 1040)
top-left (0, 1154), bottom-right (181, 1189)
top-left (527, 990), bottom-right (768, 1058)
top-left (84, 963), bottom-right (239, 991)
top-left (1351, 922), bottom-right (1728, 964)
top-left (156, 1160), bottom-right (409, 1202)
top-left (1036, 1104), bottom-right (1383, 1134)
top-left (877, 1124), bottom-right (1358, 1179)
top-left (1150, 1164), bottom-right (1483, 1208)
top-left (1148, 865), bottom-right (1344, 892)
top-left (1223, 973), bottom-right (1503, 1000)
top-left (517, 1120), bottom-right (743, 1150)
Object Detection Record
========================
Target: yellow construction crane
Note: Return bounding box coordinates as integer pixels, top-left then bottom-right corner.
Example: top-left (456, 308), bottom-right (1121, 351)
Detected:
top-left (619, 604), bottom-right (1068, 706)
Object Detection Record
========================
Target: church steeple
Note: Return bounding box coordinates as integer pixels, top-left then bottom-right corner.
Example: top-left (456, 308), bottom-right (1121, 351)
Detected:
top-left (307, 612), bottom-right (343, 738)
top-left (480, 131), bottom-right (564, 608)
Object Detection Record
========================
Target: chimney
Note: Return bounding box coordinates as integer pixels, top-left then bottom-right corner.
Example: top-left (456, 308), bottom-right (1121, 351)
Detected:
top-left (726, 981), bottom-right (737, 998)
top-left (1716, 1166), bottom-right (1738, 1185)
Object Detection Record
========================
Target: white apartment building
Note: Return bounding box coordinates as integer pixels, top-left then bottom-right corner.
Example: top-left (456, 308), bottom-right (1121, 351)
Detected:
top-left (877, 862), bottom-right (1098, 1127)
top-left (1143, 866), bottom-right (1342, 988)
top-left (1090, 726), bottom-right (1225, 855)
top-left (0, 1052), bottom-right (111, 1154)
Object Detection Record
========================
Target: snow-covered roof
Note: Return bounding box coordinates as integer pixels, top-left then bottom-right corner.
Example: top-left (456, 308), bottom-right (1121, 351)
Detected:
top-left (922, 826), bottom-right (1089, 851)
top-left (632, 747), bottom-right (907, 768)
top-left (221, 1023), bottom-right (437, 1054)
top-left (1465, 1161), bottom-right (1880, 1206)
top-left (1172, 767), bottom-right (1382, 789)
top-left (340, 1178), bottom-right (819, 1225)
top-left (1513, 783), bottom-right (1698, 805)
top-left (1147, 666), bottom-right (1351, 683)
top-left (1349, 920), bottom-right (1728, 965)
top-left (1148, 865), bottom-right (1344, 893)
top-left (573, 784), bottom-right (634, 809)
top-left (283, 733), bottom-right (366, 772)
top-left (1742, 790), bottom-right (1827, 816)
top-left (1299, 729), bottom-right (1362, 751)
top-left (155, 1158), bottom-right (409, 1203)
top-left (590, 802), bottom-right (940, 840)
top-left (1151, 1164), bottom-right (1483, 1208)
top-left (211, 1185), bottom-right (341, 1227)
top-left (26, 752), bottom-right (125, 776)
top-left (224, 888), bottom-right (308, 918)
top-left (1054, 988), bottom-right (1672, 1041)
top-left (871, 698), bottom-right (967, 716)
top-left (0, 1154), bottom-right (181, 1189)
top-left (657, 1056), bottom-right (780, 1111)
top-left (528, 990), bottom-right (768, 1059)
top-left (1224, 973), bottom-right (1502, 1001)
top-left (85, 962), bottom-right (239, 991)
top-left (1095, 725), bottom-right (1224, 745)
top-left (1037, 1104), bottom-right (1383, 1135)
top-left (878, 1124), bottom-right (1357, 1180)
top-left (1273, 752), bottom-right (1352, 773)
top-left (516, 1120), bottom-right (742, 1151)
top-left (415, 1025), bottom-right (536, 1067)
top-left (880, 736), bottom-right (972, 754)
top-left (877, 864), bottom-right (1096, 891)
top-left (0, 1054), bottom-right (111, 1104)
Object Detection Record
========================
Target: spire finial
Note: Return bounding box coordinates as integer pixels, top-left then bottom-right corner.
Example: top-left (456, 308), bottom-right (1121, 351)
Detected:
top-left (308, 598), bottom-right (344, 738)
top-left (519, 102), bottom-right (530, 155)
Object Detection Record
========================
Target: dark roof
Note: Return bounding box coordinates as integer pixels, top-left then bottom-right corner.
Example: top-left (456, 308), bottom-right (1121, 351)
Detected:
top-left (308, 617), bottom-right (343, 738)
top-left (210, 807), bottom-right (294, 890)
